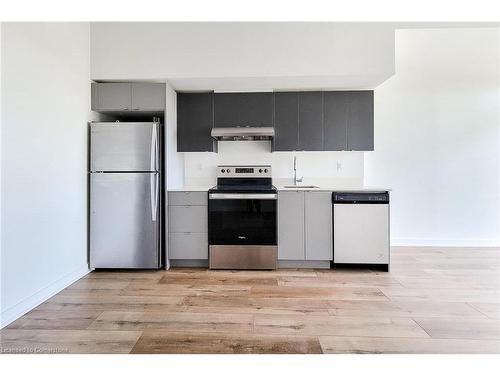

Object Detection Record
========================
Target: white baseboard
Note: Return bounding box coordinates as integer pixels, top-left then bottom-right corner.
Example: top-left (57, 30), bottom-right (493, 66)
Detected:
top-left (0, 265), bottom-right (90, 328)
top-left (392, 238), bottom-right (500, 247)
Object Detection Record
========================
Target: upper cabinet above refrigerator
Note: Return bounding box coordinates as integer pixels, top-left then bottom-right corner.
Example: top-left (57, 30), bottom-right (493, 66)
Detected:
top-left (91, 82), bottom-right (131, 112)
top-left (130, 83), bottom-right (166, 111)
top-left (91, 82), bottom-right (166, 113)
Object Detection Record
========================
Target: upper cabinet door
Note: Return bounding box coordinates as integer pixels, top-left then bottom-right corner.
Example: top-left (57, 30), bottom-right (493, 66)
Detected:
top-left (177, 92), bottom-right (215, 152)
top-left (298, 92), bottom-right (323, 151)
top-left (273, 92), bottom-right (299, 151)
top-left (131, 83), bottom-right (166, 111)
top-left (91, 83), bottom-right (132, 111)
top-left (347, 91), bottom-right (374, 151)
top-left (323, 91), bottom-right (348, 151)
top-left (214, 93), bottom-right (273, 127)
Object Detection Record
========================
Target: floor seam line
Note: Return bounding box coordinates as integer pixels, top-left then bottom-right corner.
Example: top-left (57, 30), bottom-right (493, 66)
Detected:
top-left (411, 317), bottom-right (433, 338)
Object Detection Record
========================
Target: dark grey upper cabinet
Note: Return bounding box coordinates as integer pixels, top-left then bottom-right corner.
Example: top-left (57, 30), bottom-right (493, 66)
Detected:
top-left (91, 82), bottom-right (165, 112)
top-left (174, 89), bottom-right (373, 153)
top-left (214, 93), bottom-right (273, 127)
top-left (323, 91), bottom-right (349, 151)
top-left (273, 92), bottom-right (299, 151)
top-left (347, 91), bottom-right (374, 151)
top-left (177, 92), bottom-right (215, 152)
top-left (131, 83), bottom-right (165, 111)
top-left (91, 82), bottom-right (131, 111)
top-left (298, 91), bottom-right (323, 151)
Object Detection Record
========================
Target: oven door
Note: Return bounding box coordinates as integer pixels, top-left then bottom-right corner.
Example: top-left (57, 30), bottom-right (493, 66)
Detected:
top-left (208, 193), bottom-right (277, 246)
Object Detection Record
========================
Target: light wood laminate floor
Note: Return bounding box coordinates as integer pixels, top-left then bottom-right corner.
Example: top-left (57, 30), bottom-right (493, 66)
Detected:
top-left (1, 247), bottom-right (499, 354)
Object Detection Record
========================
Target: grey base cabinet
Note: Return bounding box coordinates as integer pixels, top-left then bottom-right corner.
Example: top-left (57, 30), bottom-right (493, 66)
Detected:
top-left (278, 190), bottom-right (333, 261)
top-left (304, 192), bottom-right (333, 260)
top-left (168, 206), bottom-right (207, 233)
top-left (278, 191), bottom-right (305, 260)
top-left (168, 233), bottom-right (208, 260)
top-left (167, 191), bottom-right (208, 260)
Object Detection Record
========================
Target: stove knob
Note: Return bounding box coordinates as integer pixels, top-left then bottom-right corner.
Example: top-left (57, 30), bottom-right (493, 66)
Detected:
top-left (221, 169), bottom-right (225, 173)
top-left (259, 169), bottom-right (263, 173)
top-left (226, 168), bottom-right (231, 173)
top-left (264, 168), bottom-right (268, 173)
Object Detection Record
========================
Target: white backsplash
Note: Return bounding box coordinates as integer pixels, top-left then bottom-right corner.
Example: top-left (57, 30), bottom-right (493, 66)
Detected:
top-left (183, 141), bottom-right (365, 187)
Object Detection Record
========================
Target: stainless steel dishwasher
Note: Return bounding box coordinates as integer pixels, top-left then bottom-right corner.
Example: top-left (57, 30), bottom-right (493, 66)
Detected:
top-left (332, 191), bottom-right (390, 271)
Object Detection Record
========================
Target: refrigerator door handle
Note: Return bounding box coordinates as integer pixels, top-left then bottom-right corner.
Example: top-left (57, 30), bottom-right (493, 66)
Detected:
top-left (150, 124), bottom-right (158, 172)
top-left (154, 172), bottom-right (159, 222)
top-left (150, 173), bottom-right (159, 222)
top-left (155, 124), bottom-right (159, 172)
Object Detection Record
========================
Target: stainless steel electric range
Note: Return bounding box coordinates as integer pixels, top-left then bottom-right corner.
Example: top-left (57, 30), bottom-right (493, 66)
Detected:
top-left (208, 165), bottom-right (277, 270)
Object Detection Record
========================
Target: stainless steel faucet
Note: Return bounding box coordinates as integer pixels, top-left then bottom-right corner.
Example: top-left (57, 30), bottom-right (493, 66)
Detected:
top-left (293, 156), bottom-right (303, 186)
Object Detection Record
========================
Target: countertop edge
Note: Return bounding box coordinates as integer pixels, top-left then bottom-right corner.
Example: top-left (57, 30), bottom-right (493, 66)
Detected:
top-left (167, 187), bottom-right (391, 192)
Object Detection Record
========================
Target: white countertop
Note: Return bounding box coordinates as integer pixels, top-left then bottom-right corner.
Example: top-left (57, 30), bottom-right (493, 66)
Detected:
top-left (168, 183), bottom-right (390, 193)
top-left (167, 185), bottom-right (213, 192)
top-left (274, 185), bottom-right (391, 192)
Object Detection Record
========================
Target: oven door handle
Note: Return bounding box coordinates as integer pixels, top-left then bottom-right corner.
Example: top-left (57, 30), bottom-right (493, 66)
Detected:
top-left (209, 193), bottom-right (277, 200)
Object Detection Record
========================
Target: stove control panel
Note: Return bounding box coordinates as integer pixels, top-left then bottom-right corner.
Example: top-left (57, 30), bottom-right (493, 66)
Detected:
top-left (217, 165), bottom-right (271, 178)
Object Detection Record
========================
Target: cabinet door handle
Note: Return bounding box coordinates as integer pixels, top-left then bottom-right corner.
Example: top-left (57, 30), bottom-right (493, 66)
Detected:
top-left (123, 107), bottom-right (129, 111)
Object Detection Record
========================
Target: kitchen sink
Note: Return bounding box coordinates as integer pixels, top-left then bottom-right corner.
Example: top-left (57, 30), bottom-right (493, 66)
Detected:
top-left (283, 185), bottom-right (319, 189)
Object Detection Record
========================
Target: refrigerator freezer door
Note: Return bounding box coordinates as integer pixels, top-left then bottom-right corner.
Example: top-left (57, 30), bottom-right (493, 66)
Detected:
top-left (90, 122), bottom-right (159, 172)
top-left (90, 172), bottom-right (159, 268)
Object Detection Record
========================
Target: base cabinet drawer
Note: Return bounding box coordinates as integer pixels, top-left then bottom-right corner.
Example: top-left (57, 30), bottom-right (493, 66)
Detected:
top-left (168, 205), bottom-right (208, 233)
top-left (168, 191), bottom-right (208, 206)
top-left (169, 233), bottom-right (208, 259)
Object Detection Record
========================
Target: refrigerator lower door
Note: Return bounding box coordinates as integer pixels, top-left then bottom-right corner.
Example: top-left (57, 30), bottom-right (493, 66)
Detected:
top-left (90, 122), bottom-right (159, 172)
top-left (90, 172), bottom-right (159, 268)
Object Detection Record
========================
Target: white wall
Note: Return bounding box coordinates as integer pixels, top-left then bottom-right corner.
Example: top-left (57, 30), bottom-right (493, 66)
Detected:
top-left (184, 142), bottom-right (364, 187)
top-left (1, 23), bottom-right (91, 327)
top-left (366, 28), bottom-right (500, 246)
top-left (90, 22), bottom-right (395, 90)
top-left (0, 24), bottom-right (3, 315)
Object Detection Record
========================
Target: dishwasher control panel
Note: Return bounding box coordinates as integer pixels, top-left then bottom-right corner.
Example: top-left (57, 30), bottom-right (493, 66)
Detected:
top-left (332, 192), bottom-right (389, 204)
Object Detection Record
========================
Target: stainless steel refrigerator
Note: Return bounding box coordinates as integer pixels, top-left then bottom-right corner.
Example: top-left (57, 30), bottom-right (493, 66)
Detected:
top-left (89, 122), bottom-right (162, 269)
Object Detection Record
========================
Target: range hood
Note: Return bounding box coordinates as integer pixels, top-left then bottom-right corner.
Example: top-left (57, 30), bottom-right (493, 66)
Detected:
top-left (211, 126), bottom-right (274, 141)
